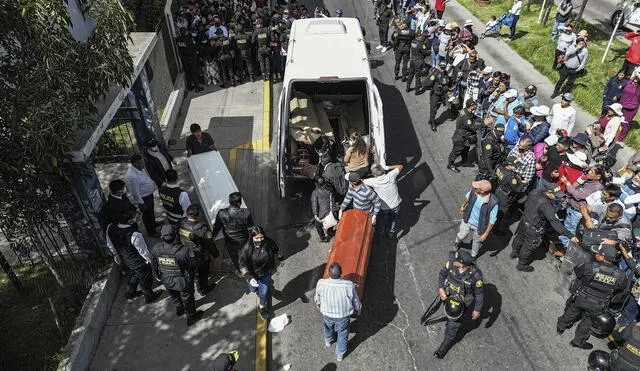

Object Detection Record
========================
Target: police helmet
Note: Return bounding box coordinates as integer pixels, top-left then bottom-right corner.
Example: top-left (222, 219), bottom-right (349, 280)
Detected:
top-left (590, 312), bottom-right (615, 337)
top-left (587, 350), bottom-right (611, 371)
top-left (186, 204), bottom-right (201, 218)
top-left (444, 296), bottom-right (464, 320)
top-left (161, 224), bottom-right (178, 241)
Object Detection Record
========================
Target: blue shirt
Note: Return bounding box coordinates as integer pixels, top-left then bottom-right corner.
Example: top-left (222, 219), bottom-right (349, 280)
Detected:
top-left (465, 191), bottom-right (499, 227)
top-left (504, 115), bottom-right (524, 150)
top-left (494, 99), bottom-right (520, 126)
top-left (208, 25), bottom-right (228, 38)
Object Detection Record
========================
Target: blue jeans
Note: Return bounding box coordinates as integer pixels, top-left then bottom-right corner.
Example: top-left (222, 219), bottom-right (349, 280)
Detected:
top-left (248, 273), bottom-right (273, 307)
top-left (618, 295), bottom-right (639, 327)
top-left (376, 205), bottom-right (400, 233)
top-left (323, 315), bottom-right (351, 358)
top-left (509, 15), bottom-right (519, 39)
top-left (550, 21), bottom-right (565, 41)
top-left (431, 48), bottom-right (440, 67)
top-left (559, 208), bottom-right (582, 247)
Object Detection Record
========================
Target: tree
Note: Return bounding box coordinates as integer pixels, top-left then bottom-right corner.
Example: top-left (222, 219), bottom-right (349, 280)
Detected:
top-left (0, 0), bottom-right (134, 288)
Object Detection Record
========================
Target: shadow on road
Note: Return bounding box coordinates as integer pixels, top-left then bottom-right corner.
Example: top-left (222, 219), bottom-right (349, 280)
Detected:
top-left (272, 263), bottom-right (326, 311)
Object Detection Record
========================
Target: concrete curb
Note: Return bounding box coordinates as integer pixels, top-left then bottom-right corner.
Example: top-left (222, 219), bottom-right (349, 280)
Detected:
top-left (57, 264), bottom-right (121, 371)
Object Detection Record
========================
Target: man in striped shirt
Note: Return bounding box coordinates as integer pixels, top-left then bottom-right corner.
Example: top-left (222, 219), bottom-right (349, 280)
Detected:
top-left (314, 263), bottom-right (362, 362)
top-left (339, 172), bottom-right (382, 224)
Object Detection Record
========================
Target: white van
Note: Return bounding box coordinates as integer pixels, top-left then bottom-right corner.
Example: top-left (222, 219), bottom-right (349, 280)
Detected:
top-left (276, 17), bottom-right (386, 198)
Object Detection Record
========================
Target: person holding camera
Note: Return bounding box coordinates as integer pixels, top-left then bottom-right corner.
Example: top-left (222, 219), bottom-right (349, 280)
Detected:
top-left (551, 37), bottom-right (588, 98)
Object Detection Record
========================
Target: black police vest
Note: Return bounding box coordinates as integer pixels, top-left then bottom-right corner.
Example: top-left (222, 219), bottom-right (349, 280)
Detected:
top-left (159, 186), bottom-right (184, 217)
top-left (176, 36), bottom-right (194, 58)
top-left (398, 29), bottom-right (412, 46)
top-left (444, 264), bottom-right (478, 303)
top-left (179, 220), bottom-right (205, 254)
top-left (236, 34), bottom-right (250, 52)
top-left (613, 327), bottom-right (640, 370)
top-left (256, 29), bottom-right (269, 48)
top-left (579, 263), bottom-right (623, 303)
top-left (521, 190), bottom-right (550, 230)
top-left (269, 28), bottom-right (280, 47)
top-left (156, 243), bottom-right (184, 278)
top-left (217, 37), bottom-right (232, 56)
top-left (463, 190), bottom-right (499, 235)
top-left (108, 225), bottom-right (147, 270)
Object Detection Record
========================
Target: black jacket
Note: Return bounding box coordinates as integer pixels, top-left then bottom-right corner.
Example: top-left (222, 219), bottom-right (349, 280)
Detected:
top-left (143, 149), bottom-right (173, 187)
top-left (239, 237), bottom-right (282, 278)
top-left (321, 162), bottom-right (347, 197)
top-left (103, 194), bottom-right (135, 227)
top-left (212, 206), bottom-right (254, 245)
top-left (311, 187), bottom-right (333, 219)
top-left (151, 242), bottom-right (195, 291)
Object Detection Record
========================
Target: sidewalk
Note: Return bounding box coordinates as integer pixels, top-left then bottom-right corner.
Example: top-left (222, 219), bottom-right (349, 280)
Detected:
top-left (90, 81), bottom-right (270, 370)
top-left (448, 1), bottom-right (635, 166)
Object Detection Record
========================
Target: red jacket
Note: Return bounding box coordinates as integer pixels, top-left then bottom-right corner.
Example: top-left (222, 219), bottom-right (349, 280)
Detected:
top-left (625, 32), bottom-right (640, 65)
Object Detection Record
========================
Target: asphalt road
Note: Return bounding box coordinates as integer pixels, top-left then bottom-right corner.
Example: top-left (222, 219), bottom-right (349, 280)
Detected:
top-left (265, 1), bottom-right (608, 370)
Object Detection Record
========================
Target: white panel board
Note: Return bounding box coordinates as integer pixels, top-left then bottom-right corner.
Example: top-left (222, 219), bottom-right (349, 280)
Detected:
top-left (187, 151), bottom-right (247, 239)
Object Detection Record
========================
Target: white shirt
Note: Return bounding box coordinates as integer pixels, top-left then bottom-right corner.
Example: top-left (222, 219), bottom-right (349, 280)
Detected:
top-left (165, 183), bottom-right (191, 216)
top-left (363, 168), bottom-right (402, 210)
top-left (586, 192), bottom-right (625, 219)
top-left (126, 166), bottom-right (156, 204)
top-left (510, 0), bottom-right (522, 16)
top-left (603, 116), bottom-right (623, 147)
top-left (105, 224), bottom-right (152, 264)
top-left (548, 103), bottom-right (576, 135)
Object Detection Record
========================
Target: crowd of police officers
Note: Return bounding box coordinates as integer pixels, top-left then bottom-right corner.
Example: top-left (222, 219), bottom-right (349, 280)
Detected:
top-left (382, 8), bottom-right (640, 370)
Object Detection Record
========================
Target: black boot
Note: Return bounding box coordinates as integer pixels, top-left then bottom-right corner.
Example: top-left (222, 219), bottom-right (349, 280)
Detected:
top-left (176, 306), bottom-right (185, 317)
top-left (433, 339), bottom-right (454, 359)
top-left (429, 120), bottom-right (437, 132)
top-left (187, 310), bottom-right (204, 326)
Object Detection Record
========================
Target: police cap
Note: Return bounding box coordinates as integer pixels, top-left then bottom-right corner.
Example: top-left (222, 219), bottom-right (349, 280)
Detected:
top-left (590, 243), bottom-right (619, 261)
top-left (186, 203), bottom-right (201, 217)
top-left (454, 250), bottom-right (474, 266)
top-left (161, 224), bottom-right (177, 238)
top-left (494, 123), bottom-right (505, 133)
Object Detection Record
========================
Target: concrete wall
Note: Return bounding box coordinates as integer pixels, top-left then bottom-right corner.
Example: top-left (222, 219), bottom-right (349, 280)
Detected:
top-left (147, 30), bottom-right (175, 118)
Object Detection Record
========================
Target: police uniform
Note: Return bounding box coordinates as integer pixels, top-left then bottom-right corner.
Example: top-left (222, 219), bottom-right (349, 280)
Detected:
top-left (180, 217), bottom-right (219, 295)
top-left (607, 324), bottom-right (640, 370)
top-left (406, 35), bottom-right (431, 93)
top-left (476, 126), bottom-right (506, 181)
top-left (235, 31), bottom-right (255, 81)
top-left (176, 30), bottom-right (200, 90)
top-left (435, 250), bottom-right (484, 358)
top-left (268, 22), bottom-right (282, 80)
top-left (215, 35), bottom-right (236, 87)
top-left (159, 184), bottom-right (186, 226)
top-left (447, 105), bottom-right (481, 170)
top-left (151, 225), bottom-right (201, 324)
top-left (393, 26), bottom-right (415, 80)
top-left (252, 25), bottom-right (271, 81)
top-left (428, 66), bottom-right (452, 131)
top-left (511, 188), bottom-right (574, 271)
top-left (279, 27), bottom-right (290, 75)
top-left (557, 247), bottom-right (629, 348)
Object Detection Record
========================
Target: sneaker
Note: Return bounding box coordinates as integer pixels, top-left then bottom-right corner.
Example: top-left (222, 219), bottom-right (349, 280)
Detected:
top-left (381, 46), bottom-right (389, 53)
top-left (325, 342), bottom-right (332, 347)
top-left (337, 356), bottom-right (343, 362)
top-left (376, 45), bottom-right (384, 50)
top-left (259, 307), bottom-right (269, 321)
top-left (504, 37), bottom-right (511, 41)
top-left (447, 164), bottom-right (460, 173)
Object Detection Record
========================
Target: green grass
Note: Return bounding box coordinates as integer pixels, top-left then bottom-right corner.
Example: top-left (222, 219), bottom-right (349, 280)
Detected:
top-left (459, 0), bottom-right (640, 148)
top-left (0, 261), bottom-right (92, 370)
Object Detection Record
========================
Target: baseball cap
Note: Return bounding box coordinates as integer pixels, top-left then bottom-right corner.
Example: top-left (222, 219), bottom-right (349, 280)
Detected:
top-left (525, 85), bottom-right (537, 94)
top-left (561, 92), bottom-right (574, 101)
top-left (348, 172), bottom-right (361, 183)
top-left (465, 99), bottom-right (478, 108)
top-left (454, 250), bottom-right (474, 266)
top-left (546, 184), bottom-right (566, 198)
top-left (161, 224), bottom-right (177, 237)
top-left (494, 123), bottom-right (505, 133)
top-left (591, 243), bottom-right (619, 261)
top-left (336, 8), bottom-right (343, 14)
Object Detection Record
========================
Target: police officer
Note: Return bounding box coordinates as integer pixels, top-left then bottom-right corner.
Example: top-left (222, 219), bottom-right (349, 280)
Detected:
top-left (234, 25), bottom-right (255, 82)
top-left (434, 250), bottom-right (484, 359)
top-left (447, 100), bottom-right (481, 173)
top-left (176, 27), bottom-right (203, 92)
top-left (159, 169), bottom-right (190, 226)
top-left (393, 21), bottom-right (415, 81)
top-left (428, 61), bottom-right (452, 132)
top-left (214, 28), bottom-right (236, 88)
top-left (252, 19), bottom-right (271, 81)
top-left (268, 16), bottom-right (282, 81)
top-left (511, 184), bottom-right (580, 272)
top-left (151, 224), bottom-right (204, 326)
top-left (279, 23), bottom-right (291, 76)
top-left (406, 32), bottom-right (431, 94)
top-left (597, 322), bottom-right (640, 370)
top-left (557, 242), bottom-right (630, 349)
top-left (180, 204), bottom-right (219, 296)
top-left (476, 123), bottom-right (506, 181)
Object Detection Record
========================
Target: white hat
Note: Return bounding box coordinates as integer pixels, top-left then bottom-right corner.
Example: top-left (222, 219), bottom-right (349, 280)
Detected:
top-left (544, 134), bottom-right (559, 146)
top-left (607, 103), bottom-right (623, 116)
top-left (481, 66), bottom-right (493, 74)
top-left (567, 151), bottom-right (588, 168)
top-left (504, 89), bottom-right (518, 99)
top-left (444, 23), bottom-right (453, 30)
top-left (464, 19), bottom-right (474, 27)
top-left (530, 105), bottom-right (551, 117)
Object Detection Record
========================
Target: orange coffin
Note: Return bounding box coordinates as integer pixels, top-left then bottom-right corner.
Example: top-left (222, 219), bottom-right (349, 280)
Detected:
top-left (323, 209), bottom-right (374, 300)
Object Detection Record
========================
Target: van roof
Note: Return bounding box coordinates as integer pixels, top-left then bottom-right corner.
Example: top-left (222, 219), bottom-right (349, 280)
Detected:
top-left (284, 18), bottom-right (371, 81)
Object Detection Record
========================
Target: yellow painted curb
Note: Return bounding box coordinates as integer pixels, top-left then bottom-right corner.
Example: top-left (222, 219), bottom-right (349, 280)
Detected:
top-left (255, 298), bottom-right (268, 371)
top-left (228, 81), bottom-right (271, 177)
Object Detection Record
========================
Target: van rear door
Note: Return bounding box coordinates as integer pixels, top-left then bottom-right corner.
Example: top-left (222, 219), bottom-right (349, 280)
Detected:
top-left (370, 84), bottom-right (386, 167)
top-left (277, 87), bottom-right (287, 198)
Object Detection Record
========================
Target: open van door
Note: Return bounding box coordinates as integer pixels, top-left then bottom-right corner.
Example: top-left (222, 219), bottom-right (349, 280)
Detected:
top-left (277, 88), bottom-right (287, 198)
top-left (370, 84), bottom-right (386, 167)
